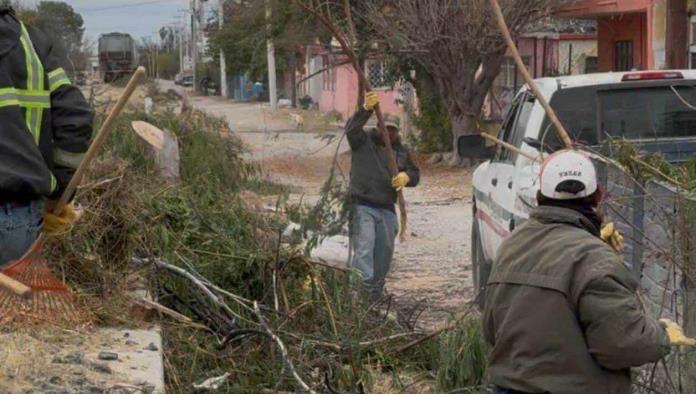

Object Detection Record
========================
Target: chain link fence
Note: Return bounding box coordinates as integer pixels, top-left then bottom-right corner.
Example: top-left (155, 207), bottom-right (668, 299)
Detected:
top-left (599, 160), bottom-right (695, 392)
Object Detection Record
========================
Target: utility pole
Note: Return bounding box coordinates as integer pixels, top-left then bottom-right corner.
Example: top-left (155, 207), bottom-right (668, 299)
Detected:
top-left (266, 0), bottom-right (277, 111)
top-left (219, 0), bottom-right (228, 98)
top-left (178, 25), bottom-right (184, 75)
top-left (191, 0), bottom-right (199, 92)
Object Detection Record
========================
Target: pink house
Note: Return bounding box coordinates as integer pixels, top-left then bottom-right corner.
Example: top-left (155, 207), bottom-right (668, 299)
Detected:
top-left (299, 46), bottom-right (404, 122)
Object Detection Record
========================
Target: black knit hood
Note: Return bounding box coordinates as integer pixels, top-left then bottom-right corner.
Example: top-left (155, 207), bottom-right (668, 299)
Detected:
top-left (0, 7), bottom-right (20, 58)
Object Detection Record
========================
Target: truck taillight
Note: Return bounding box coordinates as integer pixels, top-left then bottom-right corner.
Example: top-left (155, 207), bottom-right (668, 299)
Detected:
top-left (622, 71), bottom-right (684, 81)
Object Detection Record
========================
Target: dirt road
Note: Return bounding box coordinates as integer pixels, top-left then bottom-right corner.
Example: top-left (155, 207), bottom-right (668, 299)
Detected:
top-left (159, 81), bottom-right (475, 328)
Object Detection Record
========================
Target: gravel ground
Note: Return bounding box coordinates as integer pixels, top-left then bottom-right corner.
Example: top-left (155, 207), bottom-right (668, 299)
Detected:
top-left (163, 84), bottom-right (476, 329)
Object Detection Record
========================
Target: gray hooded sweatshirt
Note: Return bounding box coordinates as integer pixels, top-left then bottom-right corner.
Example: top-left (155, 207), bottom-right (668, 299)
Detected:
top-left (345, 108), bottom-right (420, 210)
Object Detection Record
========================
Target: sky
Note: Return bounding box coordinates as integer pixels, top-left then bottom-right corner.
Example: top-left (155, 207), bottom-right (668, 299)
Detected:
top-left (19, 0), bottom-right (198, 41)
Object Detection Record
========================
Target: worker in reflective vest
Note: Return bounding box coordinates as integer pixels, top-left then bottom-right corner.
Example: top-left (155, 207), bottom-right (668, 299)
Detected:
top-left (0, 7), bottom-right (92, 266)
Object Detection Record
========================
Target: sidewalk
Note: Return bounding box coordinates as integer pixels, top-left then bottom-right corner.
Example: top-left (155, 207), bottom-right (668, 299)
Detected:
top-left (156, 79), bottom-right (339, 134)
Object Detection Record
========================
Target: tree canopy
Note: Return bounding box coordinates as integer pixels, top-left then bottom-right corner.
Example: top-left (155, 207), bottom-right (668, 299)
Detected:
top-left (209, 0), bottom-right (322, 81)
top-left (33, 1), bottom-right (85, 56)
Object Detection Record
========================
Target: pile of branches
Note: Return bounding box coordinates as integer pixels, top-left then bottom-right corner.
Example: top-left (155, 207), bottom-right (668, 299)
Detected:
top-left (41, 93), bottom-right (488, 391)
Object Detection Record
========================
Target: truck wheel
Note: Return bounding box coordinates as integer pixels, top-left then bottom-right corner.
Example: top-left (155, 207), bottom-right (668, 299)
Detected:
top-left (471, 216), bottom-right (491, 310)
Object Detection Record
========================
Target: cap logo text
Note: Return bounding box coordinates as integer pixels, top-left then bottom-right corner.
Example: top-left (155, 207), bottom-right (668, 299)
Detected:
top-left (559, 170), bottom-right (581, 177)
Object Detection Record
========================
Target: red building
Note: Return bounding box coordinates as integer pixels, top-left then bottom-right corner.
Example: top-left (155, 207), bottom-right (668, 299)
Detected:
top-left (560, 0), bottom-right (693, 71)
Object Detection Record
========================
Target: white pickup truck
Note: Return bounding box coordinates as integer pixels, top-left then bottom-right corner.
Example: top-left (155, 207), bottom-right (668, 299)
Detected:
top-left (463, 70), bottom-right (696, 306)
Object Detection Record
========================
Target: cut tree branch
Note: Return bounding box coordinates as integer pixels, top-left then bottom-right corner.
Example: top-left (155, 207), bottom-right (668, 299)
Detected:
top-left (292, 0), bottom-right (409, 241)
top-left (254, 301), bottom-right (317, 393)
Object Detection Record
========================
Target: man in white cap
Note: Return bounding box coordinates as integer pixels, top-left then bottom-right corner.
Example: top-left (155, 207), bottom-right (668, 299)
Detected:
top-left (482, 149), bottom-right (693, 394)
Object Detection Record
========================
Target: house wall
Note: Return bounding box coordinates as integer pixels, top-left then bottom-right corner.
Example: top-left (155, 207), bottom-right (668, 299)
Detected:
top-left (307, 56), bottom-right (322, 104)
top-left (652, 0), bottom-right (667, 69)
top-left (560, 0), bottom-right (670, 71)
top-left (597, 12), bottom-right (648, 71)
top-left (516, 36), bottom-right (560, 77)
top-left (558, 36), bottom-right (598, 74)
top-left (318, 63), bottom-right (402, 122)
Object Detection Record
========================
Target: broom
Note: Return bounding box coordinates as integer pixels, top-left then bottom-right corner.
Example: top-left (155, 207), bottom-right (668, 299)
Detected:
top-left (0, 67), bottom-right (146, 322)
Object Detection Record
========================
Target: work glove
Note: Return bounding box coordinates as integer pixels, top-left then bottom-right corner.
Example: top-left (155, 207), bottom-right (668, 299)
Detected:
top-left (392, 172), bottom-right (410, 192)
top-left (363, 91), bottom-right (379, 112)
top-left (660, 318), bottom-right (696, 346)
top-left (43, 203), bottom-right (83, 237)
top-left (600, 222), bottom-right (624, 253)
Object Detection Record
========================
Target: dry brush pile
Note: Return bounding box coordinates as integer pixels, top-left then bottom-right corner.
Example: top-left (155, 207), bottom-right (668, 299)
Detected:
top-left (43, 90), bottom-right (487, 393)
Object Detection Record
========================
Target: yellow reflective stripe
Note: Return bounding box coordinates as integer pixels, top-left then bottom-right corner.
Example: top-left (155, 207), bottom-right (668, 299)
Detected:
top-left (19, 22), bottom-right (45, 144)
top-left (18, 26), bottom-right (33, 91)
top-left (49, 78), bottom-right (70, 92)
top-left (47, 68), bottom-right (64, 79)
top-left (48, 68), bottom-right (71, 92)
top-left (53, 148), bottom-right (85, 169)
top-left (0, 88), bottom-right (50, 108)
top-left (50, 174), bottom-right (57, 192)
top-left (0, 98), bottom-right (20, 107)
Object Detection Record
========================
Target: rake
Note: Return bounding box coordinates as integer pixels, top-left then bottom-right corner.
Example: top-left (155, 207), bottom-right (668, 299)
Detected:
top-left (0, 67), bottom-right (146, 324)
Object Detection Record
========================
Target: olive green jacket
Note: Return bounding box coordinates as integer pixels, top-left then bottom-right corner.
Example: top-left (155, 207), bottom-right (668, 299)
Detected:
top-left (483, 206), bottom-right (670, 394)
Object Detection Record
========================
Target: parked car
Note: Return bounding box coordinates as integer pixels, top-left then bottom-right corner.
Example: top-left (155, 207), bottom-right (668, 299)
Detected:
top-left (181, 75), bottom-right (194, 87)
top-left (464, 70), bottom-right (696, 307)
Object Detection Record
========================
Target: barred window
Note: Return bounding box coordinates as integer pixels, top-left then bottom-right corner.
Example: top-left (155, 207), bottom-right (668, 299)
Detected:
top-left (366, 60), bottom-right (388, 89)
top-left (322, 55), bottom-right (336, 91)
top-left (495, 57), bottom-right (530, 89)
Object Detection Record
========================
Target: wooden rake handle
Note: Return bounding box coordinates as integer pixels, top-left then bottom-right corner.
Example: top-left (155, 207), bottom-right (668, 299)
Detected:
top-left (0, 273), bottom-right (30, 298)
top-left (53, 66), bottom-right (147, 215)
top-left (0, 67), bottom-right (146, 299)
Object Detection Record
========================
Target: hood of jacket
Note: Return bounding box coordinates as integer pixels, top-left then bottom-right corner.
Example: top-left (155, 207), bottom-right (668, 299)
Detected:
top-left (0, 8), bottom-right (20, 58)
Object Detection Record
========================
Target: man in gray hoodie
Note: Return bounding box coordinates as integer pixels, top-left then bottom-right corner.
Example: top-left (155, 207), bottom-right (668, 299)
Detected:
top-left (345, 92), bottom-right (420, 300)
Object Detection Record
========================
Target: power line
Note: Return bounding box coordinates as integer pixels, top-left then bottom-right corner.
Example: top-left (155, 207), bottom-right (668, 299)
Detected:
top-left (80, 0), bottom-right (177, 13)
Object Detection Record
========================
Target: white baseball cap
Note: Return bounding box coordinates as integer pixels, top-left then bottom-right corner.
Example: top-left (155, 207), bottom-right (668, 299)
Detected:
top-left (540, 149), bottom-right (598, 200)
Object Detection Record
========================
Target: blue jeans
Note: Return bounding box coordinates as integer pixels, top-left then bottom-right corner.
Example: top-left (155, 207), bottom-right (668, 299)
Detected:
top-left (350, 204), bottom-right (398, 300)
top-left (0, 200), bottom-right (44, 267)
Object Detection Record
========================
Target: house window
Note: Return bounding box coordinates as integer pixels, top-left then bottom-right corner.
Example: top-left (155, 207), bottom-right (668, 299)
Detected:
top-left (322, 55), bottom-right (336, 92)
top-left (366, 60), bottom-right (389, 89)
top-left (495, 57), bottom-right (530, 90)
top-left (585, 56), bottom-right (598, 73)
top-left (615, 40), bottom-right (633, 71)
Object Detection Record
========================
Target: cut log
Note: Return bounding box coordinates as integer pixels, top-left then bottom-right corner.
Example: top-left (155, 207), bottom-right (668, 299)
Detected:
top-left (131, 121), bottom-right (180, 181)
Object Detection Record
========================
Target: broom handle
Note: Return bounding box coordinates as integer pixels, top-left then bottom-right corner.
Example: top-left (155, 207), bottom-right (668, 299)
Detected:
top-left (52, 67), bottom-right (146, 215)
top-left (0, 273), bottom-right (30, 298)
top-left (480, 133), bottom-right (541, 162)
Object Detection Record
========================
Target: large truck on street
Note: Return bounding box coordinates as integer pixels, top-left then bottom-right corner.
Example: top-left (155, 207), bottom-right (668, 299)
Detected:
top-left (463, 69), bottom-right (696, 322)
top-left (98, 33), bottom-right (139, 83)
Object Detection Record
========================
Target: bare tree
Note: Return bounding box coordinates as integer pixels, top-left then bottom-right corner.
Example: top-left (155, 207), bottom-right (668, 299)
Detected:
top-left (368, 0), bottom-right (561, 165)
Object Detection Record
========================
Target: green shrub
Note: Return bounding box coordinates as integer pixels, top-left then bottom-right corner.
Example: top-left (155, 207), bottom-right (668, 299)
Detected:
top-left (436, 317), bottom-right (488, 393)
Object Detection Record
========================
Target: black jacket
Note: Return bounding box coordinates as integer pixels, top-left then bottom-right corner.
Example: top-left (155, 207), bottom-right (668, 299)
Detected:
top-left (345, 108), bottom-right (420, 209)
top-left (0, 8), bottom-right (92, 201)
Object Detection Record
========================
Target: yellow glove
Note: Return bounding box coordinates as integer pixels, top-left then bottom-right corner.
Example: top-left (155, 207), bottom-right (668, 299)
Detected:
top-left (600, 222), bottom-right (624, 253)
top-left (43, 203), bottom-right (83, 237)
top-left (391, 172), bottom-right (410, 192)
top-left (660, 319), bottom-right (696, 346)
top-left (363, 91), bottom-right (379, 111)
